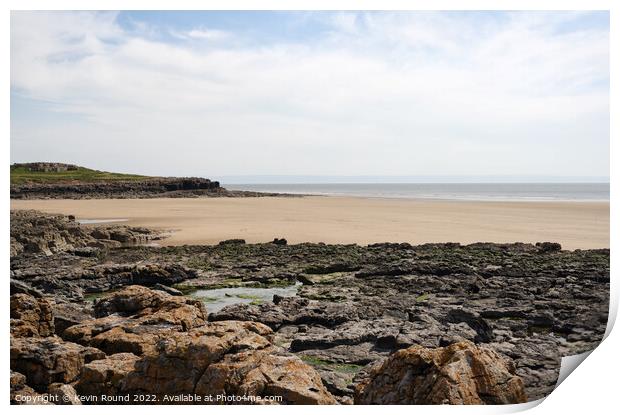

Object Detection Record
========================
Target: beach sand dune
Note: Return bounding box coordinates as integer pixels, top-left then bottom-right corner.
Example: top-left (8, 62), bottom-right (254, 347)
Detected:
top-left (10, 196), bottom-right (609, 250)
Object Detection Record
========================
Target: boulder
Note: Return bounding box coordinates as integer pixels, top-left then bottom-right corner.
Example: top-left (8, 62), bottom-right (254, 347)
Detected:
top-left (9, 210), bottom-right (163, 256)
top-left (77, 353), bottom-right (141, 397)
top-left (197, 348), bottom-right (336, 404)
top-left (64, 285), bottom-right (207, 355)
top-left (10, 336), bottom-right (105, 391)
top-left (10, 371), bottom-right (54, 405)
top-left (52, 301), bottom-right (94, 336)
top-left (75, 320), bottom-right (336, 404)
top-left (11, 294), bottom-right (54, 337)
top-left (354, 341), bottom-right (527, 405)
top-left (48, 383), bottom-right (82, 405)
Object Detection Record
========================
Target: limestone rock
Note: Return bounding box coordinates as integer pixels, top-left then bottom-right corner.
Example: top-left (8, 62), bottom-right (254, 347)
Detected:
top-left (10, 371), bottom-right (54, 405)
top-left (11, 294), bottom-right (54, 337)
top-left (75, 320), bottom-right (336, 405)
top-left (354, 341), bottom-right (526, 404)
top-left (76, 353), bottom-right (140, 397)
top-left (48, 383), bottom-right (82, 405)
top-left (197, 349), bottom-right (336, 404)
top-left (10, 210), bottom-right (163, 256)
top-left (52, 301), bottom-right (94, 336)
top-left (64, 285), bottom-right (207, 355)
top-left (10, 336), bottom-right (105, 391)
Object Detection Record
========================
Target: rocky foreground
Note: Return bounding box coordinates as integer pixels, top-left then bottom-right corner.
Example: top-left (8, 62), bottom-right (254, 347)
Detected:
top-left (10, 211), bottom-right (609, 405)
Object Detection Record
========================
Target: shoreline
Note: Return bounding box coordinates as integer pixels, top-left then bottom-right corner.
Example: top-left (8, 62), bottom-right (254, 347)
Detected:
top-left (10, 195), bottom-right (610, 250)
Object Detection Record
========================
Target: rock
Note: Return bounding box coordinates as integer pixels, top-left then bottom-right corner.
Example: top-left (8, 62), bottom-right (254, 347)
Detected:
top-left (196, 348), bottom-right (336, 404)
top-left (11, 294), bottom-right (54, 337)
top-left (10, 279), bottom-right (44, 298)
top-left (65, 285), bottom-right (207, 355)
top-left (76, 353), bottom-right (140, 397)
top-left (52, 301), bottom-right (94, 336)
top-left (48, 383), bottom-right (82, 405)
top-left (354, 341), bottom-right (526, 405)
top-left (152, 283), bottom-right (184, 296)
top-left (10, 175), bottom-right (222, 199)
top-left (75, 319), bottom-right (336, 404)
top-left (9, 216), bottom-right (610, 403)
top-left (93, 284), bottom-right (205, 321)
top-left (211, 296), bottom-right (360, 330)
top-left (272, 238), bottom-right (288, 245)
top-left (10, 336), bottom-right (105, 391)
top-left (536, 242), bottom-right (562, 252)
top-left (219, 238), bottom-right (246, 246)
top-left (10, 210), bottom-right (163, 256)
top-left (10, 371), bottom-right (54, 405)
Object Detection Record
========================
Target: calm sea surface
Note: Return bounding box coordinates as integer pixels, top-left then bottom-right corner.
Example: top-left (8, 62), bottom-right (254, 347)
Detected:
top-left (225, 183), bottom-right (609, 202)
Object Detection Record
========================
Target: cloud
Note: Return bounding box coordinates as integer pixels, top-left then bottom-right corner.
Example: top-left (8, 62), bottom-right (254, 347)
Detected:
top-left (10, 11), bottom-right (609, 178)
top-left (170, 27), bottom-right (230, 41)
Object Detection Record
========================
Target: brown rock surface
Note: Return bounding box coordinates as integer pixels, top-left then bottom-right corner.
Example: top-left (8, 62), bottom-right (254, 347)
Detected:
top-left (355, 341), bottom-right (526, 405)
top-left (10, 371), bottom-right (54, 405)
top-left (10, 210), bottom-right (162, 256)
top-left (11, 294), bottom-right (54, 337)
top-left (67, 286), bottom-right (336, 404)
top-left (74, 322), bottom-right (336, 404)
top-left (197, 348), bottom-right (337, 404)
top-left (76, 353), bottom-right (140, 397)
top-left (10, 336), bottom-right (105, 391)
top-left (64, 285), bottom-right (208, 355)
top-left (48, 383), bottom-right (82, 405)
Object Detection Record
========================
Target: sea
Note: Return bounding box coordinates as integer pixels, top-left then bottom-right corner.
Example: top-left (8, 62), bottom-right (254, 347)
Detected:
top-left (224, 183), bottom-right (609, 202)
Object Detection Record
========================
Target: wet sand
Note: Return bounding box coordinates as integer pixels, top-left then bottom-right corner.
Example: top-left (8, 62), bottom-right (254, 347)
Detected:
top-left (10, 197), bottom-right (609, 250)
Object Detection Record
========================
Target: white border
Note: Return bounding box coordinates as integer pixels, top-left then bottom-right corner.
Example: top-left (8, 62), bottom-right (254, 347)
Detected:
top-left (3, 1), bottom-right (617, 414)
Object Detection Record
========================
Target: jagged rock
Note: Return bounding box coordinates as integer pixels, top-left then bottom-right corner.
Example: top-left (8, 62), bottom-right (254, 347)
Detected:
top-left (10, 336), bottom-right (105, 391)
top-left (10, 210), bottom-right (163, 256)
top-left (64, 285), bottom-right (207, 355)
top-left (210, 296), bottom-right (360, 330)
top-left (10, 371), bottom-right (54, 405)
top-left (354, 341), bottom-right (526, 405)
top-left (76, 353), bottom-right (140, 397)
top-left (75, 319), bottom-right (336, 404)
top-left (9, 214), bottom-right (610, 403)
top-left (11, 176), bottom-right (221, 199)
top-left (52, 302), bottom-right (93, 336)
top-left (219, 238), bottom-right (246, 245)
top-left (10, 279), bottom-right (44, 297)
top-left (48, 383), bottom-right (82, 405)
top-left (196, 348), bottom-right (336, 404)
top-left (11, 294), bottom-right (54, 337)
top-left (152, 283), bottom-right (184, 296)
top-left (536, 242), bottom-right (562, 252)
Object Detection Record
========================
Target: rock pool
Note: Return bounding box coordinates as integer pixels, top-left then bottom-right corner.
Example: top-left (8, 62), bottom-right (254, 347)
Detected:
top-left (190, 282), bottom-right (301, 313)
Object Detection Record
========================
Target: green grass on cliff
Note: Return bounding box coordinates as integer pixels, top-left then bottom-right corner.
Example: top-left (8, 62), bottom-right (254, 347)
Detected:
top-left (10, 165), bottom-right (151, 185)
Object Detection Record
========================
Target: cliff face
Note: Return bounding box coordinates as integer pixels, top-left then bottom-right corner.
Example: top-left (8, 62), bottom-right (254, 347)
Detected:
top-left (10, 162), bottom-right (224, 199)
top-left (11, 177), bottom-right (222, 199)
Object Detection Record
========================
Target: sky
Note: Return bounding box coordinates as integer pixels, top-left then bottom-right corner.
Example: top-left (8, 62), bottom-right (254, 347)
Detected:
top-left (10, 11), bottom-right (610, 181)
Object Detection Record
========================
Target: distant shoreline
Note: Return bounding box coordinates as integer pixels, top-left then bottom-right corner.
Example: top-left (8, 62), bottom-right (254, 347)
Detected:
top-left (223, 182), bottom-right (610, 203)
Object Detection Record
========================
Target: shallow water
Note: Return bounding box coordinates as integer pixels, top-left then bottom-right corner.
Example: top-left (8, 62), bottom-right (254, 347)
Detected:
top-left (190, 282), bottom-right (301, 313)
top-left (225, 183), bottom-right (609, 202)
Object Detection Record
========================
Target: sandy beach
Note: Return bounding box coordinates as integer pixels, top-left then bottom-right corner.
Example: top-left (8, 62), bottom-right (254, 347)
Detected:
top-left (10, 196), bottom-right (609, 250)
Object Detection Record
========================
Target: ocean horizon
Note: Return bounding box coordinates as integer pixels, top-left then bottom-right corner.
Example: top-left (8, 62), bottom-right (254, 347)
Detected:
top-left (224, 182), bottom-right (610, 202)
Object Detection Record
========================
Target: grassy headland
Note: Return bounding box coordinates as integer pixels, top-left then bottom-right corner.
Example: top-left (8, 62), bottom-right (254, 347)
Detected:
top-left (10, 164), bottom-right (150, 185)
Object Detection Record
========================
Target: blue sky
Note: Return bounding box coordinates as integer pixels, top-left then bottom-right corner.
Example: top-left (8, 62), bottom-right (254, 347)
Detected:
top-left (10, 11), bottom-right (609, 180)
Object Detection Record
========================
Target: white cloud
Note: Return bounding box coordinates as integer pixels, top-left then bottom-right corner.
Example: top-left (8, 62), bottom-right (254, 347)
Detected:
top-left (170, 27), bottom-right (230, 41)
top-left (10, 11), bottom-right (609, 178)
